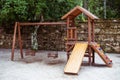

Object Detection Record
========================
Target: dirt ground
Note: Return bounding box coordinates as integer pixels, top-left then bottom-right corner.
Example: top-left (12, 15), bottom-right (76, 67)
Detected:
top-left (0, 49), bottom-right (120, 80)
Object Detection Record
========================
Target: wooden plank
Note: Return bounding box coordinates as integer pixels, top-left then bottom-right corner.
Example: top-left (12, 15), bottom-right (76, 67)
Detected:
top-left (17, 23), bottom-right (24, 59)
top-left (11, 22), bottom-right (18, 61)
top-left (90, 42), bottom-right (112, 67)
top-left (88, 17), bottom-right (92, 65)
top-left (19, 22), bottom-right (66, 26)
top-left (64, 42), bottom-right (88, 74)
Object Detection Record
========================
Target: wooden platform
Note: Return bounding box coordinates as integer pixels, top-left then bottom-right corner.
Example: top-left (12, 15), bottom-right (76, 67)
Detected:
top-left (90, 42), bottom-right (112, 67)
top-left (64, 42), bottom-right (88, 74)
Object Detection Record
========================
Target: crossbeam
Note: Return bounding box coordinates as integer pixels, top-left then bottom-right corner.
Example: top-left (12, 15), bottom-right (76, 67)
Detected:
top-left (19, 22), bottom-right (66, 26)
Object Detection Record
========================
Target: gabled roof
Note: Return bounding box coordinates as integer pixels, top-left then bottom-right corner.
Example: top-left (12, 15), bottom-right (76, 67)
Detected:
top-left (61, 6), bottom-right (99, 20)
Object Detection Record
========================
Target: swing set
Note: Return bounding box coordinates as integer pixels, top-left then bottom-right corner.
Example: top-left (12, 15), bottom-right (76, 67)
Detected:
top-left (11, 22), bottom-right (66, 60)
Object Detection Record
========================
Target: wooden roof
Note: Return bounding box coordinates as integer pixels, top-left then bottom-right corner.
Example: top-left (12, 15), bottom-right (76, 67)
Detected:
top-left (61, 6), bottom-right (99, 20)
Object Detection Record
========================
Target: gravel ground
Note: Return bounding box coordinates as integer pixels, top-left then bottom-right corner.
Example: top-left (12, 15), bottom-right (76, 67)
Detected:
top-left (0, 49), bottom-right (120, 80)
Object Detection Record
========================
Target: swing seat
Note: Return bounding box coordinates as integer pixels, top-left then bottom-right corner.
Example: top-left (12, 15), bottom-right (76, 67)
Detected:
top-left (48, 53), bottom-right (58, 59)
top-left (25, 50), bottom-right (36, 56)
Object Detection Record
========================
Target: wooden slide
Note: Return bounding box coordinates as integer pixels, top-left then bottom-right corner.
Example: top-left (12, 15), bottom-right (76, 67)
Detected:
top-left (90, 42), bottom-right (112, 67)
top-left (64, 42), bottom-right (88, 74)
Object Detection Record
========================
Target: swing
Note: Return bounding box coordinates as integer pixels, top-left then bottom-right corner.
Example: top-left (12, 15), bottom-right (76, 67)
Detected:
top-left (47, 25), bottom-right (63, 59)
top-left (25, 49), bottom-right (36, 56)
top-left (25, 26), bottom-right (39, 56)
top-left (48, 52), bottom-right (58, 59)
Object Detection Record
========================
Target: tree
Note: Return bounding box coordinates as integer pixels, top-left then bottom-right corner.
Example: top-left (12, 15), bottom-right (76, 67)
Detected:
top-left (0, 0), bottom-right (27, 27)
top-left (0, 0), bottom-right (46, 27)
top-left (0, 0), bottom-right (120, 27)
top-left (87, 0), bottom-right (120, 19)
top-left (88, 0), bottom-right (104, 18)
top-left (43, 0), bottom-right (78, 21)
top-left (0, 0), bottom-right (46, 51)
top-left (106, 0), bottom-right (120, 18)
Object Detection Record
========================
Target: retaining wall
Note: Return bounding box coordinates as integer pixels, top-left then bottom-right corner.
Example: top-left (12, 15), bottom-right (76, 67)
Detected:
top-left (0, 19), bottom-right (119, 53)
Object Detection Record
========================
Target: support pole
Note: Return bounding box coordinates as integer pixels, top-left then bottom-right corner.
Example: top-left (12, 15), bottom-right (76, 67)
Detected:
top-left (11, 22), bottom-right (18, 61)
top-left (88, 17), bottom-right (92, 65)
top-left (66, 17), bottom-right (70, 60)
top-left (18, 22), bottom-right (23, 59)
top-left (91, 20), bottom-right (95, 42)
top-left (91, 20), bottom-right (95, 64)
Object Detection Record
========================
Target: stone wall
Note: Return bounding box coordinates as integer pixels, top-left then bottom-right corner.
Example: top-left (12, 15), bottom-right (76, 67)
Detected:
top-left (77, 19), bottom-right (120, 53)
top-left (95, 20), bottom-right (120, 53)
top-left (0, 19), bottom-right (120, 53)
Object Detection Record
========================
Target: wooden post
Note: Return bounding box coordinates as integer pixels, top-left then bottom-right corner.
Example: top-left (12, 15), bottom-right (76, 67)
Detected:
top-left (91, 20), bottom-right (95, 42)
top-left (67, 17), bottom-right (70, 38)
top-left (11, 22), bottom-right (18, 61)
top-left (17, 23), bottom-right (24, 59)
top-left (66, 17), bottom-right (70, 60)
top-left (88, 17), bottom-right (92, 65)
top-left (91, 20), bottom-right (95, 64)
top-left (71, 19), bottom-right (77, 41)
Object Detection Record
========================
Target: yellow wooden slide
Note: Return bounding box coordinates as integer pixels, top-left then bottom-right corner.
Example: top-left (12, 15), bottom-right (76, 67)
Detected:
top-left (64, 42), bottom-right (88, 74)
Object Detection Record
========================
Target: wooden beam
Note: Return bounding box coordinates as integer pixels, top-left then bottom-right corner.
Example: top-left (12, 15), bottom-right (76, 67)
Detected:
top-left (91, 20), bottom-right (95, 64)
top-left (88, 17), bottom-right (91, 44)
top-left (11, 22), bottom-right (18, 61)
top-left (66, 17), bottom-right (70, 60)
top-left (18, 22), bottom-right (24, 59)
top-left (88, 17), bottom-right (92, 65)
top-left (91, 20), bottom-right (95, 42)
top-left (19, 22), bottom-right (66, 26)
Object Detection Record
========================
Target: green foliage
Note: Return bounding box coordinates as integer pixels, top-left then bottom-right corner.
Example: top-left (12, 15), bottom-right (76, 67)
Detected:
top-left (25, 0), bottom-right (46, 21)
top-left (106, 0), bottom-right (120, 18)
top-left (0, 0), bottom-right (27, 23)
top-left (43, 0), bottom-right (78, 21)
top-left (0, 0), bottom-right (120, 27)
top-left (88, 0), bottom-right (120, 19)
top-left (0, 0), bottom-right (46, 27)
top-left (88, 0), bottom-right (104, 18)
top-left (0, 0), bottom-right (78, 26)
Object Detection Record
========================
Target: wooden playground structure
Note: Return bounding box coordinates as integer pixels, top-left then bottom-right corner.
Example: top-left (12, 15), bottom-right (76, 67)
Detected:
top-left (11, 22), bottom-right (66, 61)
top-left (11, 6), bottom-right (112, 74)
